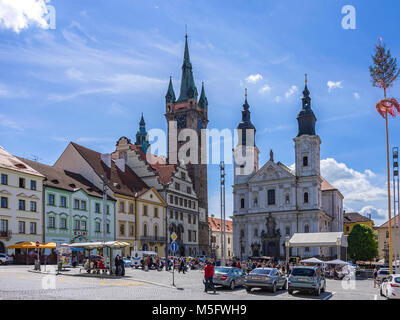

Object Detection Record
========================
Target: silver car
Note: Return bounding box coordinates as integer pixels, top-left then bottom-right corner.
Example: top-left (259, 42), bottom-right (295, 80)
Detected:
top-left (288, 266), bottom-right (326, 296)
top-left (245, 268), bottom-right (287, 293)
top-left (213, 267), bottom-right (246, 290)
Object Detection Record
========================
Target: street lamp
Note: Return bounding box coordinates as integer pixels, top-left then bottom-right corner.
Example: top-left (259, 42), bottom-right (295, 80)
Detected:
top-left (162, 182), bottom-right (172, 270)
top-left (285, 236), bottom-right (290, 265)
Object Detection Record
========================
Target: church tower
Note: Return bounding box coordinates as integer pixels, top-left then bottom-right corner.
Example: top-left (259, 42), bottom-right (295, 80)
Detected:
top-left (294, 75), bottom-right (321, 177)
top-left (233, 89), bottom-right (259, 184)
top-left (164, 34), bottom-right (209, 255)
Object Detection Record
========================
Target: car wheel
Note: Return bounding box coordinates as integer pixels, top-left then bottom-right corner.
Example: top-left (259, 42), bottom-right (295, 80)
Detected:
top-left (380, 287), bottom-right (385, 297)
top-left (288, 288), bottom-right (293, 295)
top-left (315, 287), bottom-right (321, 296)
top-left (272, 282), bottom-right (277, 293)
top-left (230, 280), bottom-right (235, 290)
top-left (321, 282), bottom-right (326, 293)
top-left (246, 286), bottom-right (251, 293)
top-left (281, 280), bottom-right (287, 290)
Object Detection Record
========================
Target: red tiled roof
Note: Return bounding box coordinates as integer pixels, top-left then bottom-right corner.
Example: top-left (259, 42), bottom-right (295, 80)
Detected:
top-left (321, 177), bottom-right (336, 191)
top-left (208, 216), bottom-right (233, 233)
top-left (378, 215), bottom-right (400, 228)
top-left (71, 142), bottom-right (149, 197)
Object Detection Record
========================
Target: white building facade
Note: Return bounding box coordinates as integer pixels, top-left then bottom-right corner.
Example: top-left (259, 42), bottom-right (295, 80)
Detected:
top-left (232, 82), bottom-right (344, 260)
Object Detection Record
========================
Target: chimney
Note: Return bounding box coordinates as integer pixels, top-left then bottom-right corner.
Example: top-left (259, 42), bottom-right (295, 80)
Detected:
top-left (114, 158), bottom-right (125, 172)
top-left (101, 153), bottom-right (111, 168)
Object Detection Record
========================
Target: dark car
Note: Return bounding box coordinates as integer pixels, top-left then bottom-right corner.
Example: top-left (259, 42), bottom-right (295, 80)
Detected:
top-left (245, 268), bottom-right (287, 293)
top-left (213, 267), bottom-right (246, 290)
top-left (288, 266), bottom-right (326, 296)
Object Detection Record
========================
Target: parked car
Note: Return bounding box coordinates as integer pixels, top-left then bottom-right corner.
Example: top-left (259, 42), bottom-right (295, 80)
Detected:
top-left (377, 268), bottom-right (390, 283)
top-left (122, 257), bottom-right (132, 267)
top-left (288, 266), bottom-right (326, 296)
top-left (213, 267), bottom-right (246, 290)
top-left (245, 268), bottom-right (287, 293)
top-left (380, 274), bottom-right (400, 299)
top-left (0, 253), bottom-right (10, 265)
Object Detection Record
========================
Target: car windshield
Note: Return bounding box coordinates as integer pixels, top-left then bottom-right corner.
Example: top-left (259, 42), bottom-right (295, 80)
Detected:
top-left (379, 270), bottom-right (389, 275)
top-left (215, 268), bottom-right (232, 273)
top-left (394, 277), bottom-right (400, 284)
top-left (291, 268), bottom-right (316, 277)
top-left (251, 269), bottom-right (271, 275)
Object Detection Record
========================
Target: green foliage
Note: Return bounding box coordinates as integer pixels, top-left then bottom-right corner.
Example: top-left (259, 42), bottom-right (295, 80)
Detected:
top-left (369, 41), bottom-right (400, 91)
top-left (348, 224), bottom-right (378, 262)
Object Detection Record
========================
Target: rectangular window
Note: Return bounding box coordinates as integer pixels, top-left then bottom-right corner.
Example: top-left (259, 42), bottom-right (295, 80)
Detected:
top-left (129, 224), bottom-right (134, 236)
top-left (179, 198), bottom-right (183, 206)
top-left (169, 211), bottom-right (173, 219)
top-left (60, 196), bottom-right (67, 208)
top-left (267, 189), bottom-right (276, 205)
top-left (143, 205), bottom-right (148, 216)
top-left (174, 197), bottom-right (178, 205)
top-left (95, 222), bottom-right (101, 232)
top-left (188, 230), bottom-right (192, 242)
top-left (18, 221), bottom-right (25, 233)
top-left (73, 199), bottom-right (79, 210)
top-left (228, 237), bottom-right (230, 244)
top-left (184, 199), bottom-right (187, 207)
top-left (175, 183), bottom-right (180, 191)
top-left (30, 180), bottom-right (36, 190)
top-left (154, 207), bottom-right (158, 218)
top-left (240, 198), bottom-right (245, 209)
top-left (81, 200), bottom-right (87, 211)
top-left (107, 205), bottom-right (110, 215)
top-left (1, 197), bottom-right (8, 208)
top-left (49, 194), bottom-right (55, 206)
top-left (193, 202), bottom-right (196, 209)
top-left (188, 215), bottom-right (191, 224)
top-left (1, 174), bottom-right (7, 185)
top-left (60, 218), bottom-right (67, 229)
top-left (19, 178), bottom-right (25, 188)
top-left (188, 200), bottom-right (191, 208)
top-left (187, 186), bottom-right (191, 194)
top-left (107, 223), bottom-right (110, 234)
top-left (48, 217), bottom-right (55, 228)
top-left (74, 220), bottom-right (80, 230)
top-left (30, 201), bottom-right (37, 212)
top-left (0, 219), bottom-right (8, 232)
top-left (81, 220), bottom-right (86, 231)
top-left (120, 224), bottom-right (125, 236)
top-left (95, 203), bottom-right (100, 213)
top-left (180, 212), bottom-right (183, 220)
top-left (175, 211), bottom-right (178, 220)
top-left (119, 201), bottom-right (125, 213)
top-left (181, 172), bottom-right (186, 180)
top-left (193, 231), bottom-right (196, 242)
top-left (170, 195), bottom-right (173, 203)
top-left (18, 199), bottom-right (26, 211)
top-left (30, 222), bottom-right (36, 234)
top-left (193, 216), bottom-right (196, 224)
top-left (129, 203), bottom-right (133, 214)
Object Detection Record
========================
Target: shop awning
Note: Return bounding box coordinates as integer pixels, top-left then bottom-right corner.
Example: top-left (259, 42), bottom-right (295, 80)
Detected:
top-left (288, 232), bottom-right (347, 248)
top-left (8, 241), bottom-right (37, 249)
top-left (68, 241), bottom-right (131, 249)
top-left (39, 242), bottom-right (56, 249)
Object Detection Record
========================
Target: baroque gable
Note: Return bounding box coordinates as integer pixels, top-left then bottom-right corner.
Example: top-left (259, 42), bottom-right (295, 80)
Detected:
top-left (248, 160), bottom-right (294, 184)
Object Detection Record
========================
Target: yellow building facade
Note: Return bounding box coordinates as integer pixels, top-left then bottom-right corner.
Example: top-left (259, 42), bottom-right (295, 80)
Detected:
top-left (343, 212), bottom-right (374, 235)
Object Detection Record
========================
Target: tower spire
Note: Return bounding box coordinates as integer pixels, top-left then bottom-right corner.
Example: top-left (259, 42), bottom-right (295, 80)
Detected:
top-left (177, 33), bottom-right (198, 102)
top-left (165, 76), bottom-right (176, 103)
top-left (198, 82), bottom-right (208, 109)
top-left (297, 74), bottom-right (316, 136)
top-left (136, 114), bottom-right (150, 154)
top-left (237, 89), bottom-right (256, 146)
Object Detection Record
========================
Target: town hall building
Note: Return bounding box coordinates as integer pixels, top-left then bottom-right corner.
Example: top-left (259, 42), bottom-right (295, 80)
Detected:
top-left (232, 77), bottom-right (344, 260)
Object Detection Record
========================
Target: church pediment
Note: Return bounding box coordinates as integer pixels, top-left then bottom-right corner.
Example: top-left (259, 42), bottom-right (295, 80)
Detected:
top-left (249, 160), bottom-right (294, 183)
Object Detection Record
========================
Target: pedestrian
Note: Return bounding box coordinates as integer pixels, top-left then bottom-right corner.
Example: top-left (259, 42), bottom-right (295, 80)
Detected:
top-left (115, 255), bottom-right (121, 276)
top-left (119, 256), bottom-right (125, 276)
top-left (72, 255), bottom-right (78, 268)
top-left (373, 267), bottom-right (378, 288)
top-left (204, 261), bottom-right (216, 294)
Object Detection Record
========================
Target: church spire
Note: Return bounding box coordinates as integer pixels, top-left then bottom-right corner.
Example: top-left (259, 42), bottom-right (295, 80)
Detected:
top-left (237, 88), bottom-right (256, 146)
top-left (136, 113), bottom-right (150, 154)
top-left (198, 82), bottom-right (208, 109)
top-left (177, 33), bottom-right (198, 102)
top-left (297, 74), bottom-right (317, 137)
top-left (165, 76), bottom-right (176, 103)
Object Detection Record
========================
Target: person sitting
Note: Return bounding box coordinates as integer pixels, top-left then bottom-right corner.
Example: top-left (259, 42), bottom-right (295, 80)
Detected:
top-left (83, 259), bottom-right (90, 273)
top-left (98, 259), bottom-right (105, 273)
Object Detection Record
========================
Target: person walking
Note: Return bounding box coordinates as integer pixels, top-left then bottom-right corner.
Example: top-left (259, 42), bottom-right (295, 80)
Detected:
top-left (204, 261), bottom-right (216, 294)
top-left (373, 267), bottom-right (378, 288)
top-left (179, 260), bottom-right (186, 274)
top-left (119, 256), bottom-right (125, 276)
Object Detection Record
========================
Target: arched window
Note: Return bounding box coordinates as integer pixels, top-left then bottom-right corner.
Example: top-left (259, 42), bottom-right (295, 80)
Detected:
top-left (303, 156), bottom-right (308, 167)
top-left (304, 192), bottom-right (309, 203)
top-left (143, 223), bottom-right (147, 237)
top-left (240, 198), bottom-right (245, 209)
top-left (305, 225), bottom-right (310, 233)
top-left (285, 227), bottom-right (290, 236)
top-left (154, 225), bottom-right (158, 240)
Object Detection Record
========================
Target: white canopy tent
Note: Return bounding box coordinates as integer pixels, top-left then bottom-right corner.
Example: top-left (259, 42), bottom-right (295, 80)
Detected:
top-left (285, 232), bottom-right (347, 262)
top-left (325, 259), bottom-right (349, 265)
top-left (300, 257), bottom-right (325, 264)
top-left (68, 241), bottom-right (130, 249)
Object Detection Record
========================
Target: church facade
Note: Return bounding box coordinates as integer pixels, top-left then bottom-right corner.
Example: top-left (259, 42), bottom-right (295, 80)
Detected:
top-left (232, 79), bottom-right (344, 260)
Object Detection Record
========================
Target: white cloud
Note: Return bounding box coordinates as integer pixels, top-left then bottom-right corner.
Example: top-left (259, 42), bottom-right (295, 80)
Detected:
top-left (108, 102), bottom-right (125, 115)
top-left (0, 114), bottom-right (23, 131)
top-left (285, 85), bottom-right (299, 98)
top-left (354, 92), bottom-right (360, 100)
top-left (273, 96), bottom-right (281, 103)
top-left (259, 84), bottom-right (271, 93)
top-left (0, 0), bottom-right (51, 33)
top-left (359, 205), bottom-right (387, 226)
top-left (320, 158), bottom-right (386, 203)
top-left (327, 80), bottom-right (343, 92)
top-left (65, 68), bottom-right (84, 81)
top-left (245, 74), bottom-right (263, 84)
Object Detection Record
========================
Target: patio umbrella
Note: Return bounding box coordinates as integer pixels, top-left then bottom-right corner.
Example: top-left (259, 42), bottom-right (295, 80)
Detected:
top-left (7, 241), bottom-right (37, 249)
top-left (300, 257), bottom-right (324, 264)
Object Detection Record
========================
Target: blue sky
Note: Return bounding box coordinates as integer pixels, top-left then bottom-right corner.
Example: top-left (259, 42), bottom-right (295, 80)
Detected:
top-left (0, 0), bottom-right (399, 225)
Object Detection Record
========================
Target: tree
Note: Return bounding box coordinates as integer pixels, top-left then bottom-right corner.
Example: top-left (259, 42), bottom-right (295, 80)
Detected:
top-left (348, 224), bottom-right (378, 262)
top-left (369, 39), bottom-right (400, 273)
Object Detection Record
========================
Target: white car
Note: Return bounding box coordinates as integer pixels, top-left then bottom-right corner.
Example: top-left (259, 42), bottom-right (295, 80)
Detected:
top-left (380, 274), bottom-right (400, 299)
top-left (0, 253), bottom-right (10, 265)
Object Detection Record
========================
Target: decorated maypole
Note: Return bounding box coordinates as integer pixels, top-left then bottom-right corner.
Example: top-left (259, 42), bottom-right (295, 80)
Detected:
top-left (369, 38), bottom-right (400, 274)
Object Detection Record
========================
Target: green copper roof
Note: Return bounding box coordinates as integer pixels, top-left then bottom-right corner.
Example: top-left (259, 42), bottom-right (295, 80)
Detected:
top-left (177, 35), bottom-right (198, 102)
top-left (165, 76), bottom-right (176, 103)
top-left (198, 82), bottom-right (208, 109)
